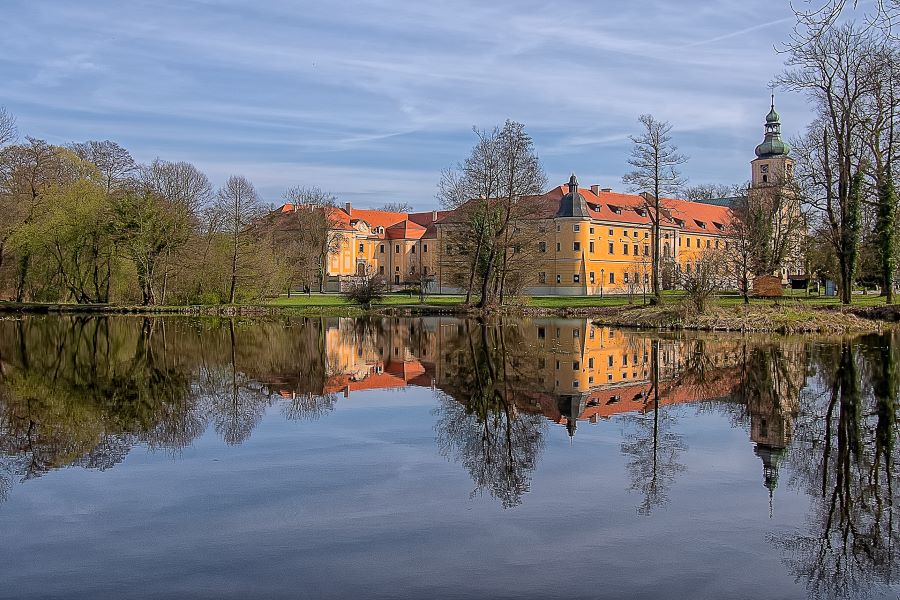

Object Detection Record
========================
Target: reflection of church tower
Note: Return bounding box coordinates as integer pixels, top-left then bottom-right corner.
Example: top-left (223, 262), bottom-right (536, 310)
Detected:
top-left (749, 392), bottom-right (794, 517)
top-left (558, 394), bottom-right (587, 439)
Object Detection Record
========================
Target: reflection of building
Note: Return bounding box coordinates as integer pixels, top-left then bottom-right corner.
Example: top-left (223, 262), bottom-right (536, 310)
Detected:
top-left (282, 318), bottom-right (804, 504)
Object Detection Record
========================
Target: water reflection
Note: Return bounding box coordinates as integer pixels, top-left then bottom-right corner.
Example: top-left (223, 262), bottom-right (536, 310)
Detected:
top-left (0, 315), bottom-right (897, 599)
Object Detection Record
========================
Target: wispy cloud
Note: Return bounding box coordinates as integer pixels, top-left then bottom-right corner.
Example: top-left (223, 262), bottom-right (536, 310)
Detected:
top-left (0, 0), bottom-right (808, 208)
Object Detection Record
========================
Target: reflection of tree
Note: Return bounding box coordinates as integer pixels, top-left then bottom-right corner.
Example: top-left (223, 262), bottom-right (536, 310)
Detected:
top-left (0, 315), bottom-right (345, 500)
top-left (773, 336), bottom-right (900, 600)
top-left (434, 319), bottom-right (546, 508)
top-left (620, 339), bottom-right (687, 515)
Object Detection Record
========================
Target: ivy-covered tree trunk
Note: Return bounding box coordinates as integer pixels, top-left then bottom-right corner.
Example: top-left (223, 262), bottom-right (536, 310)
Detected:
top-left (840, 170), bottom-right (864, 305)
top-left (875, 174), bottom-right (897, 303)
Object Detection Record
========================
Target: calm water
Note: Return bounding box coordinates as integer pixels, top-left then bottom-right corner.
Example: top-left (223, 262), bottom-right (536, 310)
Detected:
top-left (0, 315), bottom-right (897, 600)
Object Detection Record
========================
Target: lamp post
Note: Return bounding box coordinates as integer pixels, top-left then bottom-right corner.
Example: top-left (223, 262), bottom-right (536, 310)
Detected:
top-left (600, 268), bottom-right (605, 297)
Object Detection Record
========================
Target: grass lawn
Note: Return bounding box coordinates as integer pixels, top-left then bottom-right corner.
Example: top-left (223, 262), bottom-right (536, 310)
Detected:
top-left (268, 289), bottom-right (894, 311)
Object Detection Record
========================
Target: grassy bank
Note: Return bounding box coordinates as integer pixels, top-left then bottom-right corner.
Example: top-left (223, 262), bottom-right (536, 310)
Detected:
top-left (3, 291), bottom-right (897, 332)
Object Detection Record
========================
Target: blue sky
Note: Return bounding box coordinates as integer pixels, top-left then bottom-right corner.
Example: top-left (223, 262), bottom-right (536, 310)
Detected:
top-left (2, 0), bottom-right (809, 210)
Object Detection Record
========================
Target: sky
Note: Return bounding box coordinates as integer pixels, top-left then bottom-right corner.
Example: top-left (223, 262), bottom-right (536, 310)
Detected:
top-left (1, 0), bottom-right (813, 210)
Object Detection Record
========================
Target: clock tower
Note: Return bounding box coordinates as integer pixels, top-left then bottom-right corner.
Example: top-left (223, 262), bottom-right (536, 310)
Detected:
top-left (749, 96), bottom-right (803, 283)
top-left (751, 95), bottom-right (794, 187)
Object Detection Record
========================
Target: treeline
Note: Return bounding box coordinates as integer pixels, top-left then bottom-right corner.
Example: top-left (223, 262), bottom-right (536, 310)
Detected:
top-left (0, 118), bottom-right (336, 304)
top-left (779, 20), bottom-right (900, 303)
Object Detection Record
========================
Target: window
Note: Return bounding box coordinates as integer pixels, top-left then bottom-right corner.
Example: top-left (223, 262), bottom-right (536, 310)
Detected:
top-left (762, 174), bottom-right (768, 183)
top-left (556, 224), bottom-right (561, 232)
top-left (633, 230), bottom-right (638, 237)
top-left (644, 231), bottom-right (649, 238)
top-left (686, 263), bottom-right (692, 274)
top-left (623, 243), bottom-right (628, 255)
top-left (395, 266), bottom-right (400, 272)
top-left (622, 355), bottom-right (628, 366)
top-left (686, 238), bottom-right (691, 248)
top-left (538, 272), bottom-right (546, 284)
top-left (379, 266), bottom-right (384, 275)
top-left (715, 240), bottom-right (719, 249)
top-left (589, 227), bottom-right (594, 234)
top-left (573, 329), bottom-right (579, 339)
top-left (609, 272), bottom-right (615, 284)
top-left (589, 271), bottom-right (595, 283)
top-left (423, 244), bottom-right (428, 253)
top-left (624, 272), bottom-right (629, 283)
top-left (609, 242), bottom-right (614, 254)
top-left (608, 228), bottom-right (614, 235)
top-left (573, 360), bottom-right (580, 369)
top-left (573, 381), bottom-right (579, 389)
top-left (538, 326), bottom-right (546, 339)
top-left (395, 245), bottom-right (400, 253)
top-left (513, 244), bottom-right (521, 253)
top-left (539, 241), bottom-right (547, 253)
top-left (633, 244), bottom-right (638, 256)
top-left (589, 241), bottom-right (595, 253)
top-left (573, 242), bottom-right (581, 251)
top-left (573, 274), bottom-right (580, 283)
top-left (706, 239), bottom-right (710, 248)
top-left (411, 245), bottom-right (416, 254)
top-left (379, 244), bottom-right (385, 253)
top-left (643, 245), bottom-right (649, 256)
top-left (556, 242), bottom-right (561, 252)
top-left (556, 274), bottom-right (561, 284)
top-left (607, 355), bottom-right (614, 367)
top-left (588, 357), bottom-right (594, 369)
top-left (359, 243), bottom-right (364, 253)
top-left (574, 224), bottom-right (580, 232)
top-left (644, 273), bottom-right (649, 283)
top-left (423, 266), bottom-right (428, 275)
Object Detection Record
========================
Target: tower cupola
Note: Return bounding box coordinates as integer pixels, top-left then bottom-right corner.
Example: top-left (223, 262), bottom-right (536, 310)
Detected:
top-left (755, 95), bottom-right (791, 158)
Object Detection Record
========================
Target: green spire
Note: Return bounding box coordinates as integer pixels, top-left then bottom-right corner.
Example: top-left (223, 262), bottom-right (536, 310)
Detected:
top-left (755, 95), bottom-right (790, 158)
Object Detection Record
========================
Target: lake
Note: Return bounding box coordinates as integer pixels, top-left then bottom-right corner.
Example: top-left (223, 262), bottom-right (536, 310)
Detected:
top-left (0, 315), bottom-right (897, 600)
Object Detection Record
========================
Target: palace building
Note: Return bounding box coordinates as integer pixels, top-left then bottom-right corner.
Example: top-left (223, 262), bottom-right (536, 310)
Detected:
top-left (275, 100), bottom-right (796, 295)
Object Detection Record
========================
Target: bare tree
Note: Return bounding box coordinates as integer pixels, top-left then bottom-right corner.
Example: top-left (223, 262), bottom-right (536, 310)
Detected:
top-left (139, 159), bottom-right (213, 303)
top-left (682, 183), bottom-right (734, 202)
top-left (215, 175), bottom-right (264, 303)
top-left (377, 201), bottom-right (413, 213)
top-left (623, 114), bottom-right (688, 305)
top-left (679, 248), bottom-right (730, 313)
top-left (69, 140), bottom-right (136, 194)
top-left (777, 24), bottom-right (878, 303)
top-left (0, 107), bottom-right (17, 147)
top-left (284, 186), bottom-right (344, 293)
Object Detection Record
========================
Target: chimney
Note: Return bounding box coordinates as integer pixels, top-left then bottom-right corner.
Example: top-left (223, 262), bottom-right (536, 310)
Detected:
top-left (345, 202), bottom-right (352, 216)
top-left (590, 184), bottom-right (602, 195)
top-left (432, 210), bottom-right (438, 221)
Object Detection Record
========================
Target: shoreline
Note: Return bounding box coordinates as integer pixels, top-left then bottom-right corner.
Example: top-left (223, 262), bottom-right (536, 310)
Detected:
top-left (1, 299), bottom-right (896, 333)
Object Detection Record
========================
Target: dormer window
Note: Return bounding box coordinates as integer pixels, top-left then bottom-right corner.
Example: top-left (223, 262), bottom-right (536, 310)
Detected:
top-left (713, 222), bottom-right (724, 231)
top-left (674, 218), bottom-right (685, 227)
top-left (695, 220), bottom-right (706, 229)
top-left (635, 208), bottom-right (646, 217)
top-left (608, 205), bottom-right (622, 214)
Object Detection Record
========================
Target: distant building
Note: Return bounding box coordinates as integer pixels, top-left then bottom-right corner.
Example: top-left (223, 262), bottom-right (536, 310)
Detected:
top-left (273, 100), bottom-right (798, 295)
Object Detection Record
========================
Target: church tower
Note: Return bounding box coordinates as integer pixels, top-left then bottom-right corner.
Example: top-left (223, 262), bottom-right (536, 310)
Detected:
top-left (750, 95), bottom-right (794, 187)
top-left (749, 96), bottom-right (803, 283)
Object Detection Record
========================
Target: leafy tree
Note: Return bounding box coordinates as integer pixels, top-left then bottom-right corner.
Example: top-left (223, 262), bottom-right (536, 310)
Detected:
top-left (112, 190), bottom-right (178, 305)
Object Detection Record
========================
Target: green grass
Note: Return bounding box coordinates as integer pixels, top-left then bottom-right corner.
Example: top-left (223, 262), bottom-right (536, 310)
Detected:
top-left (268, 289), bottom-right (895, 312)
